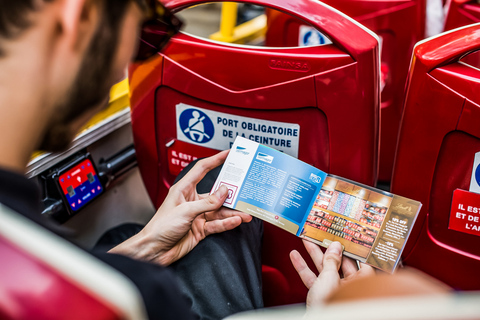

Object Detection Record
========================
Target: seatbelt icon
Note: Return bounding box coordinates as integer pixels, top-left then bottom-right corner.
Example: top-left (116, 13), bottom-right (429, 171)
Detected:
top-left (184, 111), bottom-right (210, 142)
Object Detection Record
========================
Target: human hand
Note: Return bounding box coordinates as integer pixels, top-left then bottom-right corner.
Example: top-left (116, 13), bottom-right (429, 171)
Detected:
top-left (290, 240), bottom-right (375, 308)
top-left (109, 150), bottom-right (252, 265)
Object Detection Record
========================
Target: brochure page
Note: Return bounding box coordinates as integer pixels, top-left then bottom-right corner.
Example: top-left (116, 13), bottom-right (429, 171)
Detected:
top-left (212, 136), bottom-right (422, 273)
top-left (301, 175), bottom-right (421, 273)
top-left (211, 137), bottom-right (327, 236)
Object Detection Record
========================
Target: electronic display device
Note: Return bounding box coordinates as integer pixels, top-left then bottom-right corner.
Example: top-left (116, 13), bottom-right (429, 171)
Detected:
top-left (57, 157), bottom-right (103, 212)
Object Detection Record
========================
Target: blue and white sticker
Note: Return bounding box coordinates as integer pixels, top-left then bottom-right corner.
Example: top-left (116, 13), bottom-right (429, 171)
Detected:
top-left (298, 25), bottom-right (332, 47)
top-left (176, 103), bottom-right (300, 157)
top-left (470, 151), bottom-right (480, 194)
top-left (178, 108), bottom-right (215, 144)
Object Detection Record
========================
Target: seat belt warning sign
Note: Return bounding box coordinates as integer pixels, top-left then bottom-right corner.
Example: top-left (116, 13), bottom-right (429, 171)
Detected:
top-left (449, 189), bottom-right (480, 237)
top-left (176, 103), bottom-right (300, 158)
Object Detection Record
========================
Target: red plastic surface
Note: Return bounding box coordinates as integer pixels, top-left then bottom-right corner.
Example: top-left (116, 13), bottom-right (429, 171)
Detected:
top-left (265, 0), bottom-right (426, 181)
top-left (0, 235), bottom-right (119, 320)
top-left (444, 0), bottom-right (480, 69)
top-left (130, 0), bottom-right (380, 205)
top-left (391, 23), bottom-right (480, 290)
top-left (130, 0), bottom-right (379, 306)
top-left (445, 0), bottom-right (480, 31)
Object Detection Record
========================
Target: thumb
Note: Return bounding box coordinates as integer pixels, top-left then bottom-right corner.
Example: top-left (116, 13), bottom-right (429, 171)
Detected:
top-left (185, 185), bottom-right (229, 218)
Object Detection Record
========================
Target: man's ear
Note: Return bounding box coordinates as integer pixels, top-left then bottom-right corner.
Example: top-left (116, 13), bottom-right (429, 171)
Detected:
top-left (58, 0), bottom-right (99, 52)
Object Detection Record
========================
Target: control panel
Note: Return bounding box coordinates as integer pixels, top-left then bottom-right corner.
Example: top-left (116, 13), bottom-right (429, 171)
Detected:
top-left (57, 158), bottom-right (103, 212)
top-left (38, 146), bottom-right (137, 223)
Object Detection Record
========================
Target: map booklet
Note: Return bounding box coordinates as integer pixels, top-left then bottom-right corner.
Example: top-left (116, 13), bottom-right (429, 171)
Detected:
top-left (211, 136), bottom-right (422, 273)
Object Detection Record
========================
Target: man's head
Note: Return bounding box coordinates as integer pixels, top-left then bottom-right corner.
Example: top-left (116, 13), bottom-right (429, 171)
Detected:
top-left (0, 0), bottom-right (145, 152)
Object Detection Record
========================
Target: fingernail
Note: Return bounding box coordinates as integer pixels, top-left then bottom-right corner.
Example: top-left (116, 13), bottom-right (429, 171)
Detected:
top-left (327, 242), bottom-right (342, 256)
top-left (215, 185), bottom-right (228, 199)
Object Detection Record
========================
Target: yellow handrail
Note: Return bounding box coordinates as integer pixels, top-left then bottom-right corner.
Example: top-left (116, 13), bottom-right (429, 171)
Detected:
top-left (219, 2), bottom-right (238, 39)
top-left (210, 3), bottom-right (266, 44)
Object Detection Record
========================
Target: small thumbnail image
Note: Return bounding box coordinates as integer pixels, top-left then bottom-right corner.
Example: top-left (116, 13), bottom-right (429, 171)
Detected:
top-left (315, 189), bottom-right (333, 209)
top-left (320, 189), bottom-right (367, 221)
top-left (359, 202), bottom-right (388, 229)
top-left (305, 210), bottom-right (378, 249)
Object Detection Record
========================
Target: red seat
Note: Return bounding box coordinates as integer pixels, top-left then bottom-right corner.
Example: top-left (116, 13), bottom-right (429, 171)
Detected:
top-left (391, 23), bottom-right (480, 290)
top-left (0, 205), bottom-right (146, 319)
top-left (265, 0), bottom-right (426, 182)
top-left (444, 0), bottom-right (480, 31)
top-left (443, 0), bottom-right (480, 69)
top-left (130, 0), bottom-right (379, 306)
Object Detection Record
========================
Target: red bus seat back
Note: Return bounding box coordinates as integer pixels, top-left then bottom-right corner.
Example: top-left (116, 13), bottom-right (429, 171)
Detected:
top-left (444, 0), bottom-right (480, 31)
top-left (265, 0), bottom-right (425, 182)
top-left (129, 0), bottom-right (380, 306)
top-left (444, 0), bottom-right (480, 68)
top-left (0, 205), bottom-right (146, 319)
top-left (391, 23), bottom-right (480, 290)
top-left (130, 0), bottom-right (380, 207)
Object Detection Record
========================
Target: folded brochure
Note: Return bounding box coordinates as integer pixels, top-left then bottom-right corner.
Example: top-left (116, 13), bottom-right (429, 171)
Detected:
top-left (211, 136), bottom-right (422, 273)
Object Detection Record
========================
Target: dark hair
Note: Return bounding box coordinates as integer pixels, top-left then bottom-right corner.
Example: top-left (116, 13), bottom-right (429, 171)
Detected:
top-left (34, 0), bottom-right (143, 151)
top-left (61, 0), bottom-right (133, 122)
top-left (0, 0), bottom-right (142, 57)
top-left (0, 1), bottom-right (46, 39)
